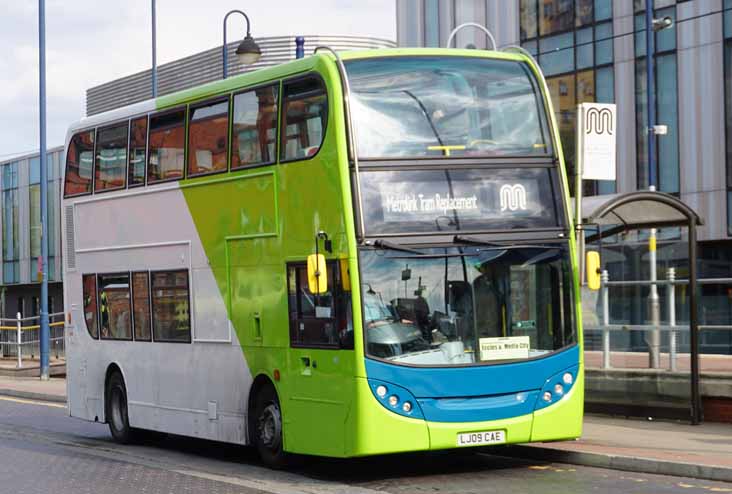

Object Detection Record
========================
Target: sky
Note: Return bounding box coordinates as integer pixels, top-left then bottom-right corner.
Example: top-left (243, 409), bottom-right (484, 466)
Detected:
top-left (0, 0), bottom-right (396, 159)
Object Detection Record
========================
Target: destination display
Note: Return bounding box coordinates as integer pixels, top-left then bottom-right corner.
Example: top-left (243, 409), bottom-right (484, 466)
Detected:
top-left (360, 168), bottom-right (562, 234)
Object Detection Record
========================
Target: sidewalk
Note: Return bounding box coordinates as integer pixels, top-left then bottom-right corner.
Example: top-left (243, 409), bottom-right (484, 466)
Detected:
top-left (0, 376), bottom-right (729, 482)
top-left (0, 375), bottom-right (66, 403)
top-left (506, 414), bottom-right (732, 483)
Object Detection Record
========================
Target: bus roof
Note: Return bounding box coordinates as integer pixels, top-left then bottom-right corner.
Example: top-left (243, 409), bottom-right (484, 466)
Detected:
top-left (66, 47), bottom-right (532, 142)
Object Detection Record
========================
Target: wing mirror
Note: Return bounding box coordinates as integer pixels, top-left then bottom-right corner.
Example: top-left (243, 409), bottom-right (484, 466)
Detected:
top-left (586, 251), bottom-right (601, 291)
top-left (307, 254), bottom-right (328, 294)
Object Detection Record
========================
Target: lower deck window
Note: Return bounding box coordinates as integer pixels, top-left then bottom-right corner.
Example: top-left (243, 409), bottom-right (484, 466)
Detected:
top-left (151, 270), bottom-right (191, 343)
top-left (98, 273), bottom-right (132, 340)
top-left (82, 274), bottom-right (99, 339)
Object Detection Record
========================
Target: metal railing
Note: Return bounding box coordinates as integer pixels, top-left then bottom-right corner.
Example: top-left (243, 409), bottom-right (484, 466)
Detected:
top-left (586, 269), bottom-right (732, 371)
top-left (0, 312), bottom-right (65, 369)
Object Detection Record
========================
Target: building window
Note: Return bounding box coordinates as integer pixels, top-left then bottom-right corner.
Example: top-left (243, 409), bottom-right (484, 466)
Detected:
top-left (2, 162), bottom-right (19, 283)
top-left (148, 109), bottom-right (186, 183)
top-left (634, 4), bottom-right (679, 193)
top-left (725, 0), bottom-right (732, 234)
top-left (280, 76), bottom-right (328, 162)
top-left (232, 84), bottom-right (278, 169)
top-left (187, 98), bottom-right (229, 176)
top-left (521, 0), bottom-right (615, 196)
top-left (151, 270), bottom-right (191, 343)
top-left (30, 155), bottom-right (58, 282)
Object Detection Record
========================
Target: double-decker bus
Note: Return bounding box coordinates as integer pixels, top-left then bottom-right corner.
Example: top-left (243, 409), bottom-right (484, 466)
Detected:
top-left (62, 47), bottom-right (582, 467)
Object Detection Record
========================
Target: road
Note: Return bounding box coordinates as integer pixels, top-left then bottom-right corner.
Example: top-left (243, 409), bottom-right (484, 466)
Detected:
top-left (0, 396), bottom-right (730, 494)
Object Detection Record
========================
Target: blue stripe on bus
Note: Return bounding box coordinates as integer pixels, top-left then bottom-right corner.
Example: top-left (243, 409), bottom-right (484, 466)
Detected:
top-left (365, 345), bottom-right (579, 422)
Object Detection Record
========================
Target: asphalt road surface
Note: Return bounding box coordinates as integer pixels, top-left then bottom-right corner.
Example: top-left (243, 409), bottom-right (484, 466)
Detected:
top-left (0, 396), bottom-right (730, 494)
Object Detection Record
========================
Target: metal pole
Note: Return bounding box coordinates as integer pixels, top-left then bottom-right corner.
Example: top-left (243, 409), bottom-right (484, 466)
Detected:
top-left (647, 189), bottom-right (661, 369)
top-left (575, 105), bottom-right (584, 285)
top-left (38, 0), bottom-right (50, 381)
top-left (689, 221), bottom-right (702, 424)
top-left (645, 0), bottom-right (656, 189)
top-left (668, 267), bottom-right (677, 371)
top-left (16, 312), bottom-right (22, 369)
top-left (151, 0), bottom-right (157, 97)
top-left (601, 269), bottom-right (611, 369)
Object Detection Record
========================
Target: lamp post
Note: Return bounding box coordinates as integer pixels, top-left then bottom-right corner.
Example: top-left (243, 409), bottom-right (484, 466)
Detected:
top-left (645, 5), bottom-right (673, 369)
top-left (222, 10), bottom-right (262, 79)
top-left (152, 0), bottom-right (157, 97)
top-left (38, 0), bottom-right (50, 381)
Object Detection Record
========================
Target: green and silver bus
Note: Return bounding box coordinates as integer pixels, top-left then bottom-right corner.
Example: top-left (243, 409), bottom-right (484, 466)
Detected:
top-left (63, 47), bottom-right (583, 467)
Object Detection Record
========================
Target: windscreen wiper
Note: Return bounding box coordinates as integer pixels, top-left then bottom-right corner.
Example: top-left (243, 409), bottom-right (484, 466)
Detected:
top-left (371, 239), bottom-right (423, 255)
top-left (453, 235), bottom-right (558, 250)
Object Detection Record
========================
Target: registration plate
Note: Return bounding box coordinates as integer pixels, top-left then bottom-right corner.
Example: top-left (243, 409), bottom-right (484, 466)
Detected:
top-left (456, 430), bottom-right (506, 447)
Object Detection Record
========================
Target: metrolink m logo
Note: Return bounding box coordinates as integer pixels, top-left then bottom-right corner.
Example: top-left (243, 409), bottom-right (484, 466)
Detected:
top-left (585, 107), bottom-right (613, 135)
top-left (500, 184), bottom-right (527, 212)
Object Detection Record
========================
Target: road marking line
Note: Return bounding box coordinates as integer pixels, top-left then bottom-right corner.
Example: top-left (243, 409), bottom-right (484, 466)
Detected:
top-left (0, 395), bottom-right (66, 409)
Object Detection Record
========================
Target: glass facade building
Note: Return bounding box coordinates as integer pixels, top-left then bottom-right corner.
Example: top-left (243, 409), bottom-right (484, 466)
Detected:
top-left (396, 0), bottom-right (732, 356)
top-left (0, 148), bottom-right (63, 318)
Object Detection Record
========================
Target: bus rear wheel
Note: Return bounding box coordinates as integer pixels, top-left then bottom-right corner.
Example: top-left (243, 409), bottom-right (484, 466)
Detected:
top-left (106, 372), bottom-right (133, 444)
top-left (252, 385), bottom-right (288, 469)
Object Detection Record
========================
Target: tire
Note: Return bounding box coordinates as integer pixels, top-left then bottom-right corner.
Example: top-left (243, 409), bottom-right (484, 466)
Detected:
top-left (106, 372), bottom-right (134, 444)
top-left (252, 385), bottom-right (289, 469)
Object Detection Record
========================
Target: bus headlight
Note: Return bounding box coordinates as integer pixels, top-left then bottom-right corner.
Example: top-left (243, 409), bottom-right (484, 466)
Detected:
top-left (542, 391), bottom-right (552, 402)
top-left (402, 402), bottom-right (412, 413)
top-left (368, 378), bottom-right (424, 419)
top-left (554, 383), bottom-right (564, 395)
top-left (563, 373), bottom-right (573, 385)
top-left (388, 395), bottom-right (399, 407)
top-left (376, 385), bottom-right (387, 398)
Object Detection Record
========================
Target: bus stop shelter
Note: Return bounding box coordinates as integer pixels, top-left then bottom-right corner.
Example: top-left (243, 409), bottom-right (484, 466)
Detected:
top-left (579, 190), bottom-right (704, 424)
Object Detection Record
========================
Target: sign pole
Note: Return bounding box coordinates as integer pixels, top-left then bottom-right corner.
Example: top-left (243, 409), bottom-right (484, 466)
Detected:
top-left (575, 104), bottom-right (584, 285)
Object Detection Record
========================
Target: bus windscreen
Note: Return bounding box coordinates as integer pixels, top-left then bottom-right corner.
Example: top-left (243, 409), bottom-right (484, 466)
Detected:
top-left (345, 56), bottom-right (552, 159)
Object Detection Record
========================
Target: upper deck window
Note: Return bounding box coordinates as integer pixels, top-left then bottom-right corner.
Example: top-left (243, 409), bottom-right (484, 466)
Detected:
top-left (64, 130), bottom-right (94, 197)
top-left (345, 56), bottom-right (552, 160)
top-left (280, 76), bottom-right (328, 162)
top-left (94, 122), bottom-right (128, 192)
top-left (148, 109), bottom-right (185, 183)
top-left (128, 116), bottom-right (148, 187)
top-left (232, 84), bottom-right (278, 169)
top-left (188, 99), bottom-right (229, 176)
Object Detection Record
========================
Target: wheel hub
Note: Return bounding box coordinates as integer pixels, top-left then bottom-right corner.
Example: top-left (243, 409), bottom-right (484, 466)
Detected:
top-left (258, 403), bottom-right (282, 450)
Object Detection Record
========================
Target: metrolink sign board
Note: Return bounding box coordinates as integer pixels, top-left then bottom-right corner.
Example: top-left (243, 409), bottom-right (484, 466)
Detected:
top-left (577, 103), bottom-right (617, 181)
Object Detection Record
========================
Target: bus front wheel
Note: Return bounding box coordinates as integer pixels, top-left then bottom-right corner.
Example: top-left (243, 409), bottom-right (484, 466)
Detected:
top-left (106, 372), bottom-right (133, 444)
top-left (252, 385), bottom-right (288, 468)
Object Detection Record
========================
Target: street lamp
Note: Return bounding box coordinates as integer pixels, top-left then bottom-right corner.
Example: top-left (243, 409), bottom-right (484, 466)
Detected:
top-left (222, 10), bottom-right (261, 79)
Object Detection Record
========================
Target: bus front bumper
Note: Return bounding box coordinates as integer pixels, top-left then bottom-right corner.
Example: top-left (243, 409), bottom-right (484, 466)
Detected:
top-left (348, 366), bottom-right (583, 457)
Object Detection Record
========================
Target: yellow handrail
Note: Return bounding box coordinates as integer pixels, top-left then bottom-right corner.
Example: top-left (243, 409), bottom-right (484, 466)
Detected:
top-left (0, 321), bottom-right (65, 331)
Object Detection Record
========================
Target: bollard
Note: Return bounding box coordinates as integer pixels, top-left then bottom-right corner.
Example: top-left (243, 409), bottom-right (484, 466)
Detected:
top-left (16, 312), bottom-right (22, 369)
top-left (667, 267), bottom-right (677, 371)
top-left (601, 269), bottom-right (611, 369)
